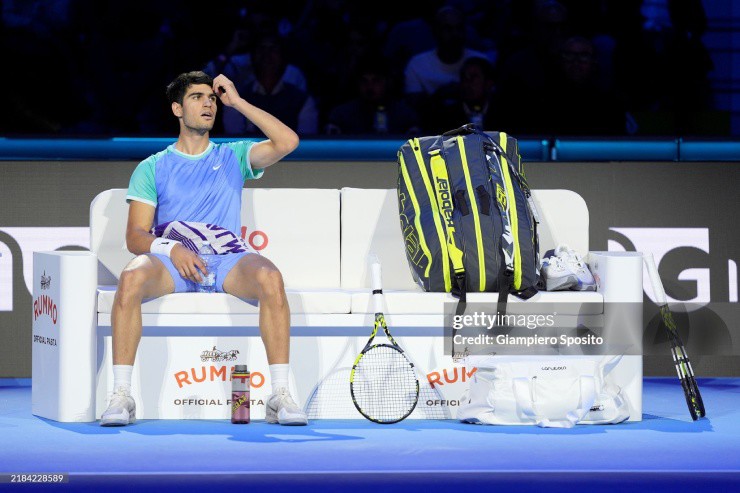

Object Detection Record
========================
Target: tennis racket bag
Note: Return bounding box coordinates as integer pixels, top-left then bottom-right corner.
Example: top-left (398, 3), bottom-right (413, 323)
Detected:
top-left (397, 124), bottom-right (541, 304)
top-left (457, 355), bottom-right (631, 427)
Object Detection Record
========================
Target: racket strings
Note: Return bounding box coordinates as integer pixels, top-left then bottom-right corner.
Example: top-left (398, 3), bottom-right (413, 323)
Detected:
top-left (352, 345), bottom-right (418, 422)
top-left (304, 367), bottom-right (356, 418)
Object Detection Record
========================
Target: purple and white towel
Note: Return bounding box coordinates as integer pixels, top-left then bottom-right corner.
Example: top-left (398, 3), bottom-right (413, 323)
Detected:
top-left (151, 221), bottom-right (255, 255)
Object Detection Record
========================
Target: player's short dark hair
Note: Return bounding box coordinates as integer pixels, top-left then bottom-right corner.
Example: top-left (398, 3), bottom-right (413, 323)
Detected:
top-left (166, 71), bottom-right (214, 105)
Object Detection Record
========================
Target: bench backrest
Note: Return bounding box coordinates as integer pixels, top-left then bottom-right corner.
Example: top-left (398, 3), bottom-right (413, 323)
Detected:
top-left (340, 188), bottom-right (589, 290)
top-left (90, 188), bottom-right (588, 291)
top-left (90, 189), bottom-right (341, 288)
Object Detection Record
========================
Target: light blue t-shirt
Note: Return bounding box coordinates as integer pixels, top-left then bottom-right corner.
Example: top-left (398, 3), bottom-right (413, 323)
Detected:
top-left (126, 141), bottom-right (262, 234)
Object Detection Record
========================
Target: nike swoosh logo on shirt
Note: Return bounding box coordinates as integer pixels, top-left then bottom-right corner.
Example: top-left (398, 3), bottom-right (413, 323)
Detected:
top-left (212, 163), bottom-right (223, 171)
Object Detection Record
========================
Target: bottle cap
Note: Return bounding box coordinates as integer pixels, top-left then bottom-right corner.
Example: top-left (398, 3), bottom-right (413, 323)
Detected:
top-left (234, 364), bottom-right (248, 372)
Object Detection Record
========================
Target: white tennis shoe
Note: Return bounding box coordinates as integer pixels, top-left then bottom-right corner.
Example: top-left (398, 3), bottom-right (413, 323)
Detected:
top-left (541, 253), bottom-right (578, 291)
top-left (100, 387), bottom-right (136, 426)
top-left (266, 388), bottom-right (308, 426)
top-left (554, 244), bottom-right (597, 291)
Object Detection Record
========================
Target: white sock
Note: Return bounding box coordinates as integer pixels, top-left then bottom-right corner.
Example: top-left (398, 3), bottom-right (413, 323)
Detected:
top-left (269, 364), bottom-right (290, 393)
top-left (113, 365), bottom-right (133, 393)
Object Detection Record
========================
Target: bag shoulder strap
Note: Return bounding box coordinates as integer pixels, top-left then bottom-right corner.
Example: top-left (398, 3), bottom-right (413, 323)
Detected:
top-left (428, 148), bottom-right (467, 309)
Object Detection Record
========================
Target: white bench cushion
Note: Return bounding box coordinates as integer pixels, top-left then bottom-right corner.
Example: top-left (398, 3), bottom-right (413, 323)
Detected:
top-left (350, 290), bottom-right (603, 315)
top-left (97, 286), bottom-right (351, 314)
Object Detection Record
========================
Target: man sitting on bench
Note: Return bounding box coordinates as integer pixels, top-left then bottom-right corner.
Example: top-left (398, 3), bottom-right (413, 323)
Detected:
top-left (100, 71), bottom-right (307, 426)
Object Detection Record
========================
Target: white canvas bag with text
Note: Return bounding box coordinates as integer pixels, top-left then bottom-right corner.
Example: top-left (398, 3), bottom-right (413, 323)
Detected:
top-left (458, 355), bottom-right (630, 428)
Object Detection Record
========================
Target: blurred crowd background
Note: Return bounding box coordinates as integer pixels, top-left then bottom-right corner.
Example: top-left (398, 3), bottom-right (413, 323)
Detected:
top-left (2, 0), bottom-right (730, 138)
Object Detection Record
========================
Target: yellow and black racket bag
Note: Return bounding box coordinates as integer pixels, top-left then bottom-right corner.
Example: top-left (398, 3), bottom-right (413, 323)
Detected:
top-left (397, 124), bottom-right (541, 302)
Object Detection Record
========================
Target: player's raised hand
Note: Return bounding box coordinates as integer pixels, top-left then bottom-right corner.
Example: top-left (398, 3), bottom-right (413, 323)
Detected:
top-left (213, 74), bottom-right (239, 107)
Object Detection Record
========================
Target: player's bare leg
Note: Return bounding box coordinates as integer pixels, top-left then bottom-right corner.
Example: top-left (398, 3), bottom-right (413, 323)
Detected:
top-left (223, 254), bottom-right (290, 364)
top-left (112, 255), bottom-right (175, 365)
top-left (223, 254), bottom-right (306, 425)
top-left (102, 255), bottom-right (174, 426)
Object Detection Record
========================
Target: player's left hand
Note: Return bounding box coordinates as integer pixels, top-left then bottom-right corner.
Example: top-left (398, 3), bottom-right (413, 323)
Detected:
top-left (213, 74), bottom-right (239, 107)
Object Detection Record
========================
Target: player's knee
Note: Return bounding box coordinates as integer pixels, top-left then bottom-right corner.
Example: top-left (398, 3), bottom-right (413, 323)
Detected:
top-left (116, 264), bottom-right (149, 305)
top-left (255, 267), bottom-right (285, 303)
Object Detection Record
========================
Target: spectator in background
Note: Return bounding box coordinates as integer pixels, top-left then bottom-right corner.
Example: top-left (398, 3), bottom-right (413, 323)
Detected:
top-left (445, 0), bottom-right (500, 63)
top-left (329, 18), bottom-right (383, 111)
top-left (326, 56), bottom-right (420, 135)
top-left (496, 0), bottom-right (570, 134)
top-left (425, 57), bottom-right (503, 133)
top-left (287, 0), bottom-right (355, 121)
top-left (383, 5), bottom-right (439, 81)
top-left (557, 0), bottom-right (617, 93)
top-left (404, 6), bottom-right (491, 109)
top-left (223, 35), bottom-right (318, 136)
top-left (203, 12), bottom-right (308, 94)
top-left (541, 36), bottom-right (626, 135)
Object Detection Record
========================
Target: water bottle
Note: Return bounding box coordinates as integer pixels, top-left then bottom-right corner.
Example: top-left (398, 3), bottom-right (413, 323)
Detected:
top-left (197, 241), bottom-right (216, 293)
top-left (373, 105), bottom-right (388, 134)
top-left (231, 365), bottom-right (250, 424)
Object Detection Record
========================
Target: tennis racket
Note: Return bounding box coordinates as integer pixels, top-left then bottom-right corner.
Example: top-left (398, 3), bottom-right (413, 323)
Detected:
top-left (350, 256), bottom-right (420, 423)
top-left (644, 253), bottom-right (706, 421)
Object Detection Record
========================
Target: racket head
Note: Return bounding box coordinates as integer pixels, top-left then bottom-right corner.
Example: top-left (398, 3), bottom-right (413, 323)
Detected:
top-left (350, 343), bottom-right (420, 424)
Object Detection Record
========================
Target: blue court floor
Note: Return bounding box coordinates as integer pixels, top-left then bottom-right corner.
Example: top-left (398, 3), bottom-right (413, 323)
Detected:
top-left (1, 378), bottom-right (738, 492)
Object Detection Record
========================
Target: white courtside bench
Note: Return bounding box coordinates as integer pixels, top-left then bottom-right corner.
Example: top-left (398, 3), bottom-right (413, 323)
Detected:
top-left (31, 188), bottom-right (643, 422)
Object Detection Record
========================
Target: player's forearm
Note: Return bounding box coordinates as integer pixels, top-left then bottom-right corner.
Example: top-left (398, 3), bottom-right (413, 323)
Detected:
top-left (231, 97), bottom-right (299, 154)
top-left (126, 228), bottom-right (157, 255)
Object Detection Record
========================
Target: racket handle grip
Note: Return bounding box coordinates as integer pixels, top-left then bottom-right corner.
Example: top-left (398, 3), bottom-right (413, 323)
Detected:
top-left (643, 252), bottom-right (668, 306)
top-left (370, 256), bottom-right (383, 292)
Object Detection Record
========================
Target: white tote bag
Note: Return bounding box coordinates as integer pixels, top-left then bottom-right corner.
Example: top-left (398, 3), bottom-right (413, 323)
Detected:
top-left (458, 355), bottom-right (630, 428)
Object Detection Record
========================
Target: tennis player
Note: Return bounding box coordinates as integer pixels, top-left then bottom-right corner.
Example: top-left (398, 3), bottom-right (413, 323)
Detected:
top-left (100, 71), bottom-right (307, 426)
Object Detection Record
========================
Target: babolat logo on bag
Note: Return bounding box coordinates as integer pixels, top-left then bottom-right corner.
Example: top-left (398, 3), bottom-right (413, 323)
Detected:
top-left (396, 124), bottom-right (540, 297)
top-left (435, 177), bottom-right (454, 228)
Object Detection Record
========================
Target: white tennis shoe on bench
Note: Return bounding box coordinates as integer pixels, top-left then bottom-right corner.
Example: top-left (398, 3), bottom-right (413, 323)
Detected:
top-left (554, 244), bottom-right (597, 291)
top-left (541, 254), bottom-right (578, 291)
top-left (100, 388), bottom-right (136, 426)
top-left (266, 388), bottom-right (308, 426)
